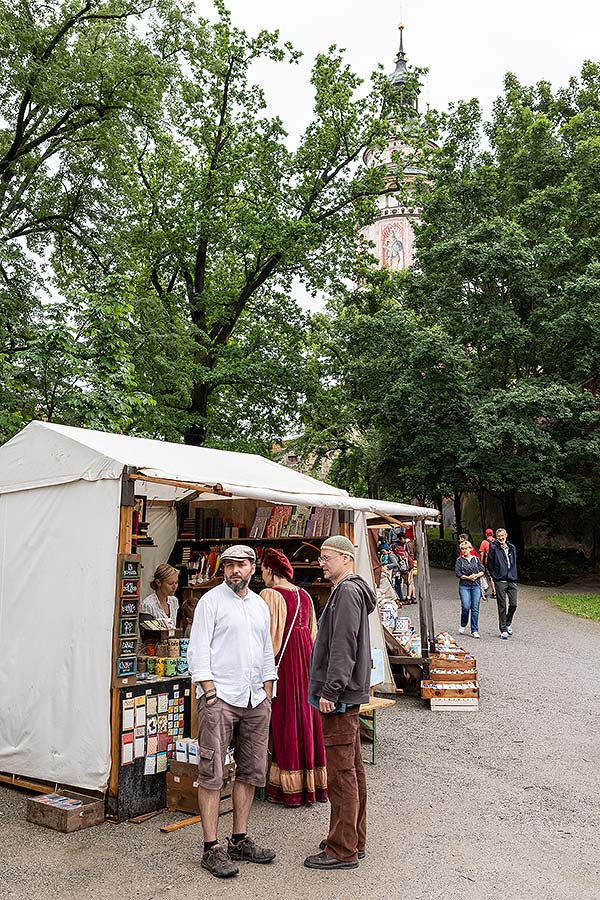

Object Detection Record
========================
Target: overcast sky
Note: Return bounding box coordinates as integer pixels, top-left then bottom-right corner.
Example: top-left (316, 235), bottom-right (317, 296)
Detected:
top-left (198, 0), bottom-right (600, 143)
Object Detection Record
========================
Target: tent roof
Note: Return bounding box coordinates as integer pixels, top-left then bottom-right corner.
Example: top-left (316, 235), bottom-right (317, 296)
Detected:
top-left (0, 421), bottom-right (438, 520)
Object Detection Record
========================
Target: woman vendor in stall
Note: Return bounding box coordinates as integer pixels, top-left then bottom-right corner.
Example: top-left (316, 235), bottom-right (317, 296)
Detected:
top-left (140, 563), bottom-right (180, 633)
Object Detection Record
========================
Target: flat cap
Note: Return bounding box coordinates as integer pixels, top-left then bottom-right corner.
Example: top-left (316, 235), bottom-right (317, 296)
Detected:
top-left (321, 535), bottom-right (355, 558)
top-left (220, 544), bottom-right (256, 562)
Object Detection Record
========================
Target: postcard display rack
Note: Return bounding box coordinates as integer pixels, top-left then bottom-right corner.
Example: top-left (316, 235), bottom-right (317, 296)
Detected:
top-left (108, 488), bottom-right (193, 821)
top-left (175, 500), bottom-right (355, 612)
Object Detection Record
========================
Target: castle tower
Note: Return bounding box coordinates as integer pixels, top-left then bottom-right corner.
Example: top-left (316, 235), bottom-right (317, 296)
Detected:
top-left (361, 25), bottom-right (427, 270)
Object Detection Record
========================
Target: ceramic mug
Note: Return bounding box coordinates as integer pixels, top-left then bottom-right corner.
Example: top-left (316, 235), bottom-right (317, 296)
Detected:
top-left (165, 657), bottom-right (177, 676)
top-left (146, 656), bottom-right (156, 674)
top-left (137, 656), bottom-right (147, 674)
top-left (155, 657), bottom-right (166, 677)
top-left (179, 639), bottom-right (189, 655)
top-left (177, 656), bottom-right (188, 675)
top-left (168, 638), bottom-right (180, 658)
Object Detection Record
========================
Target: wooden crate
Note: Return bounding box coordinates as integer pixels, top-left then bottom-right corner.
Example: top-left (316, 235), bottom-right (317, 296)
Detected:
top-left (167, 760), bottom-right (234, 816)
top-left (429, 669), bottom-right (478, 683)
top-left (429, 655), bottom-right (476, 671)
top-left (27, 791), bottom-right (104, 833)
top-left (430, 697), bottom-right (479, 711)
top-left (421, 680), bottom-right (479, 699)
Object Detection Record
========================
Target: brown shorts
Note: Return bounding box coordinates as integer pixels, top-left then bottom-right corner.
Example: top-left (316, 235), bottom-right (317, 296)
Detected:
top-left (196, 696), bottom-right (271, 791)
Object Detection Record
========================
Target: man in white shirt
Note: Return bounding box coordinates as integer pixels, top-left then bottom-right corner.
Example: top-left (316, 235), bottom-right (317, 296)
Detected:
top-left (187, 544), bottom-right (277, 879)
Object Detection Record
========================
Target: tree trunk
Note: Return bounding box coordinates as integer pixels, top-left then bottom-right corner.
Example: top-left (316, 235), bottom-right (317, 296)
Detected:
top-left (184, 379), bottom-right (211, 446)
top-left (436, 493), bottom-right (444, 539)
top-left (477, 489), bottom-right (486, 535)
top-left (501, 489), bottom-right (525, 561)
top-left (453, 490), bottom-right (462, 536)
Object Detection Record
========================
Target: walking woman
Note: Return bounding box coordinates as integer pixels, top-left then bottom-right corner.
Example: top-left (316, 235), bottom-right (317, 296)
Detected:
top-left (454, 540), bottom-right (485, 638)
top-left (260, 548), bottom-right (328, 807)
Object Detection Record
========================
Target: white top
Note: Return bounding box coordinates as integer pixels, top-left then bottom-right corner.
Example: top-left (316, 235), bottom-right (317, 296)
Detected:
top-left (140, 592), bottom-right (179, 632)
top-left (187, 580), bottom-right (277, 708)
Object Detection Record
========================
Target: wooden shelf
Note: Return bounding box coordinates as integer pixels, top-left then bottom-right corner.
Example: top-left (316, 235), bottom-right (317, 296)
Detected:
top-left (176, 536), bottom-right (327, 544)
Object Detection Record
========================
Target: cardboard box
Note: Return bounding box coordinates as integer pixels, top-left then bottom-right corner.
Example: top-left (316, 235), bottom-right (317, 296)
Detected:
top-left (27, 791), bottom-right (104, 833)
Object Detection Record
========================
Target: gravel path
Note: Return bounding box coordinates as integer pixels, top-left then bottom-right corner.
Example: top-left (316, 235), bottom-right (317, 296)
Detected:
top-left (1, 568), bottom-right (599, 900)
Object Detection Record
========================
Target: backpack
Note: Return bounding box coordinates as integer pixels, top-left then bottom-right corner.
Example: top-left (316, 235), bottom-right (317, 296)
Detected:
top-left (398, 553), bottom-right (411, 573)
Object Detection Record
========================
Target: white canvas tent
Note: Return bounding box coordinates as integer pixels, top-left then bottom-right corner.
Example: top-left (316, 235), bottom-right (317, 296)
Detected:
top-left (0, 421), bottom-right (438, 793)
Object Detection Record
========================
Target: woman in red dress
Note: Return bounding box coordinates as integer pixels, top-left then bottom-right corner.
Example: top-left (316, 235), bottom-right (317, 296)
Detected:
top-left (260, 548), bottom-right (328, 807)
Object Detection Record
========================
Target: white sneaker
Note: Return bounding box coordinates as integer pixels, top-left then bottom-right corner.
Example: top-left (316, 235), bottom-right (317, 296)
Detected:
top-left (471, 631), bottom-right (480, 638)
top-left (500, 631), bottom-right (509, 640)
top-left (458, 626), bottom-right (466, 635)
top-left (506, 626), bottom-right (513, 635)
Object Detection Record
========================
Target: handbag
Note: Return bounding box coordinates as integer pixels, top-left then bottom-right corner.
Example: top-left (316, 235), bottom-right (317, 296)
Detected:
top-left (271, 588), bottom-right (300, 700)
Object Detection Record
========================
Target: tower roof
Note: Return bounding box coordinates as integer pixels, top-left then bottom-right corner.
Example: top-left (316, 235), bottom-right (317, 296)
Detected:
top-left (390, 24), bottom-right (408, 88)
top-left (389, 23), bottom-right (419, 111)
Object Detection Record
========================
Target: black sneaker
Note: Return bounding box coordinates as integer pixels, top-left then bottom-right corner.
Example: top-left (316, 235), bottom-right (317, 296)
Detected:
top-left (304, 851), bottom-right (358, 870)
top-left (201, 843), bottom-right (239, 878)
top-left (319, 839), bottom-right (365, 860)
top-left (227, 835), bottom-right (276, 864)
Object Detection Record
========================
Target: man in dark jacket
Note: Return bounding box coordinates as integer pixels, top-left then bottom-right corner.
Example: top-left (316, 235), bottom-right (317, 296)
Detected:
top-left (304, 535), bottom-right (375, 872)
top-left (487, 528), bottom-right (518, 639)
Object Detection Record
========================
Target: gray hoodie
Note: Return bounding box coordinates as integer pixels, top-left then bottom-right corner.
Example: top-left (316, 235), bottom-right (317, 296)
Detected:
top-left (309, 574), bottom-right (376, 706)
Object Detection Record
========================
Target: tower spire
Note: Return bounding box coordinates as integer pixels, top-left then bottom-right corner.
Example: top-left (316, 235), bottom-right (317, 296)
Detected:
top-left (391, 23), bottom-right (408, 87)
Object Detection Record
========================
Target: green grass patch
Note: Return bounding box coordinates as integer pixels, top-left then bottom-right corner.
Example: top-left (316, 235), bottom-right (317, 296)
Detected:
top-left (546, 594), bottom-right (600, 622)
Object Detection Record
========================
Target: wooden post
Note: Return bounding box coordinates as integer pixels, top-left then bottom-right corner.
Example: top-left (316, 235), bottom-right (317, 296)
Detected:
top-left (415, 519), bottom-right (430, 659)
top-left (421, 526), bottom-right (436, 650)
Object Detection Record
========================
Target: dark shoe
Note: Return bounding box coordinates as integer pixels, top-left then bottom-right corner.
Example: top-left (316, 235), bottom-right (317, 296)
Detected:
top-left (201, 844), bottom-right (239, 878)
top-left (304, 851), bottom-right (359, 870)
top-left (319, 839), bottom-right (365, 860)
top-left (227, 835), bottom-right (276, 864)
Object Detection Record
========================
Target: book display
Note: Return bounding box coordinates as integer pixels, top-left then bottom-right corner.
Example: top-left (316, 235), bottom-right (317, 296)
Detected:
top-left (173, 500), bottom-right (353, 612)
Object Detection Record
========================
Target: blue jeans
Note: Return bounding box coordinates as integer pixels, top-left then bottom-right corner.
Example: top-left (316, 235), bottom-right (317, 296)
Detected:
top-left (459, 582), bottom-right (481, 633)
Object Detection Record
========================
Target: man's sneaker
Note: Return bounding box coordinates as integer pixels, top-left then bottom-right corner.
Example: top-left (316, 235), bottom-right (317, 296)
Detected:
top-left (471, 631), bottom-right (480, 638)
top-left (227, 835), bottom-right (276, 864)
top-left (458, 626), bottom-right (466, 634)
top-left (506, 626), bottom-right (513, 635)
top-left (304, 851), bottom-right (358, 870)
top-left (201, 844), bottom-right (239, 878)
top-left (320, 839), bottom-right (365, 860)
top-left (500, 631), bottom-right (509, 640)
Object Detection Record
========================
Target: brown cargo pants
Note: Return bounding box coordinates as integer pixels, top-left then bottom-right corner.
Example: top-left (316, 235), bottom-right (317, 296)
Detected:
top-left (320, 706), bottom-right (367, 862)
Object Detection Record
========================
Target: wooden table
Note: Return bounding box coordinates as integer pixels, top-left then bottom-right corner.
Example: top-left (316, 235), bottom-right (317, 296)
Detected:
top-left (359, 696), bottom-right (396, 765)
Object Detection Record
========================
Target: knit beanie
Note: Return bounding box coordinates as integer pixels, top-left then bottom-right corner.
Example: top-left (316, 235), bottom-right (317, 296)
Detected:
top-left (321, 535), bottom-right (356, 558)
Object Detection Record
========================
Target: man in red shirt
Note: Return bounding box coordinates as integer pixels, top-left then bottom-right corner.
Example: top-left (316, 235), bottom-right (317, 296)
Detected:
top-left (479, 529), bottom-right (496, 599)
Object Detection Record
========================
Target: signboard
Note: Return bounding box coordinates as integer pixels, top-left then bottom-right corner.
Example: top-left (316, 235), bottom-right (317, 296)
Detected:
top-left (121, 559), bottom-right (140, 579)
top-left (119, 638), bottom-right (137, 657)
top-left (120, 578), bottom-right (140, 598)
top-left (119, 617), bottom-right (138, 638)
top-left (116, 656), bottom-right (137, 678)
top-left (120, 598), bottom-right (138, 617)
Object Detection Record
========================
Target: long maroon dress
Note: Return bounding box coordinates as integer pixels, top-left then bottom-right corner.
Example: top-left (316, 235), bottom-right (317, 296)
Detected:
top-left (267, 587), bottom-right (328, 806)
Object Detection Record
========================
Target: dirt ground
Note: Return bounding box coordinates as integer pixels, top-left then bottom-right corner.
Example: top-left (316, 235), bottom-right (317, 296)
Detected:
top-left (1, 568), bottom-right (599, 900)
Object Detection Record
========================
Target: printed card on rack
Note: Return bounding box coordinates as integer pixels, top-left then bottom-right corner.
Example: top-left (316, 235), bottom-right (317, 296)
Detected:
top-left (144, 755), bottom-right (156, 776)
top-left (147, 735), bottom-right (158, 755)
top-left (146, 695), bottom-right (158, 716)
top-left (121, 732), bottom-right (134, 766)
top-left (134, 696), bottom-right (146, 727)
top-left (122, 698), bottom-right (135, 731)
top-left (158, 733), bottom-right (169, 752)
top-left (134, 735), bottom-right (145, 758)
top-left (157, 714), bottom-right (168, 733)
top-left (157, 693), bottom-right (168, 714)
top-left (156, 752), bottom-right (167, 773)
top-left (147, 715), bottom-right (158, 735)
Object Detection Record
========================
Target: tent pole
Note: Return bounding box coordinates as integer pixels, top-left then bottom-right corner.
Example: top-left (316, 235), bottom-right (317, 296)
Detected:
top-left (128, 473), bottom-right (232, 496)
top-left (415, 520), bottom-right (430, 659)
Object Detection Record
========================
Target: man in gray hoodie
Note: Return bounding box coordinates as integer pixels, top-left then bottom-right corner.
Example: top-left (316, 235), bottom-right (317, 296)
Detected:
top-left (304, 535), bottom-right (375, 871)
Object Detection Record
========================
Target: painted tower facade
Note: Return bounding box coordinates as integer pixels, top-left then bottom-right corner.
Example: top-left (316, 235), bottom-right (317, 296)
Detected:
top-left (361, 27), bottom-right (426, 270)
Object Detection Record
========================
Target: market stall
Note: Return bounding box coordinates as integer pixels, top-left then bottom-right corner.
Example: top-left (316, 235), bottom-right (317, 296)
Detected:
top-left (0, 421), bottom-right (438, 819)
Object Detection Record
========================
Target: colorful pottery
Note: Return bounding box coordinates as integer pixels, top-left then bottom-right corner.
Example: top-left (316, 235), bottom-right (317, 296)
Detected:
top-left (146, 656), bottom-right (156, 674)
top-left (177, 656), bottom-right (188, 675)
top-left (168, 638), bottom-right (180, 658)
top-left (165, 657), bottom-right (177, 676)
top-left (155, 657), bottom-right (166, 677)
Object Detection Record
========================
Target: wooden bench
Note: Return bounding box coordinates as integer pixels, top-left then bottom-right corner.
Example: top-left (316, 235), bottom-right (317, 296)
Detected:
top-left (359, 696), bottom-right (396, 764)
